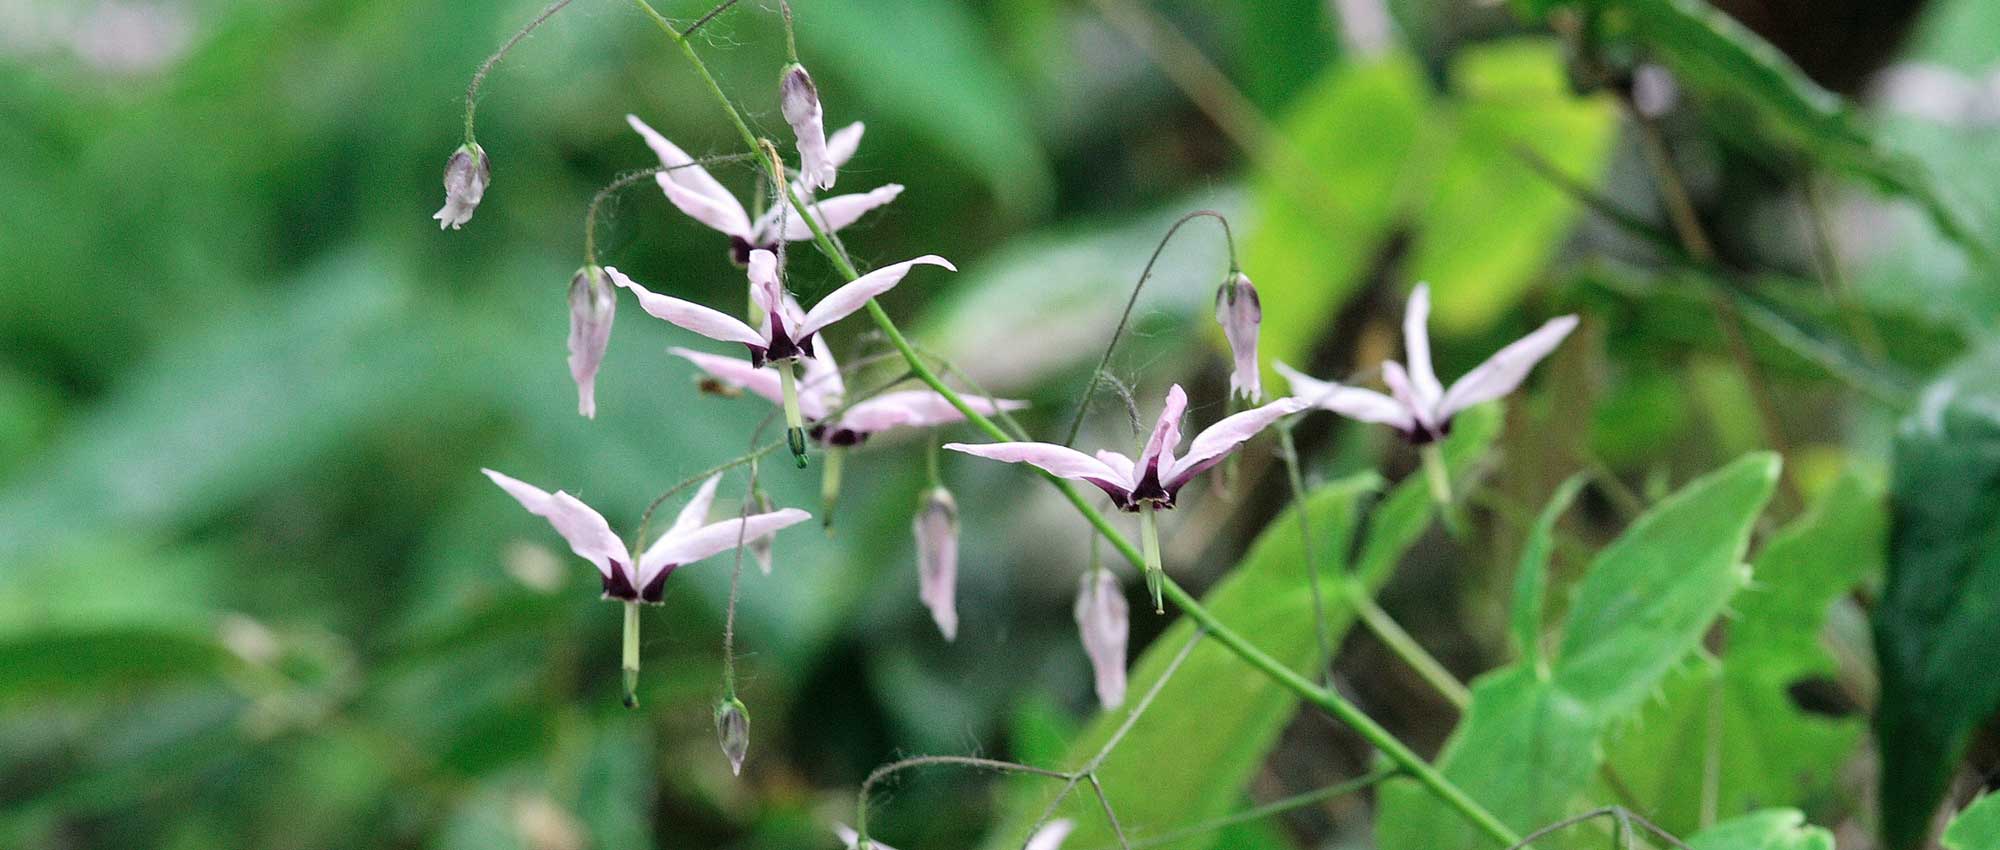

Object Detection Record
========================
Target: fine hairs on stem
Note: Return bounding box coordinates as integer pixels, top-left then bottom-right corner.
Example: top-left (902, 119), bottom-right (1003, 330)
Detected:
top-left (463, 0), bottom-right (578, 144)
top-left (1061, 210), bottom-right (1238, 448)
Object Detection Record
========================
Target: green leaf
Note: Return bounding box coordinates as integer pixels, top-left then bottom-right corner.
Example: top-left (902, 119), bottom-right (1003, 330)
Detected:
top-left (1877, 345), bottom-right (2000, 850)
top-left (1376, 453), bottom-right (1779, 850)
top-left (981, 405), bottom-right (1502, 850)
top-left (1510, 473), bottom-right (1588, 671)
top-left (1944, 792), bottom-right (2000, 850)
top-left (802, 0), bottom-right (1054, 215)
top-left (1414, 40), bottom-right (1617, 331)
top-left (1685, 809), bottom-right (1835, 850)
top-left (1605, 471), bottom-right (1883, 832)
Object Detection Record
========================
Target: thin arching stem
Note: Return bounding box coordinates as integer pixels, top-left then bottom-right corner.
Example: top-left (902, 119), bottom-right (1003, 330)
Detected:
top-left (856, 756), bottom-right (1072, 840)
top-left (584, 156), bottom-right (755, 264)
top-left (630, 440), bottom-right (784, 554)
top-left (1087, 775), bottom-right (1132, 850)
top-left (464, 0), bottom-right (578, 144)
top-left (644, 20), bottom-right (1521, 847)
top-left (680, 0), bottom-right (741, 38)
top-left (1062, 209), bottom-right (1238, 448)
top-left (1074, 767), bottom-right (1399, 850)
top-left (1275, 424), bottom-right (1335, 689)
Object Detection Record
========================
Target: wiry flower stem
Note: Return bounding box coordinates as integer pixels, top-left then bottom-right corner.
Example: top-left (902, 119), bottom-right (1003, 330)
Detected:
top-left (584, 157), bottom-right (755, 265)
top-left (649, 23), bottom-right (1521, 848)
top-left (1138, 507), bottom-right (1164, 615)
top-left (856, 756), bottom-right (1072, 844)
top-left (621, 601), bottom-right (641, 709)
top-left (1071, 767), bottom-right (1399, 850)
top-left (464, 0), bottom-right (578, 145)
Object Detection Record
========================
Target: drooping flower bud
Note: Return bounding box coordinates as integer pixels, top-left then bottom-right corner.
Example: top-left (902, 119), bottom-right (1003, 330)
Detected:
top-left (714, 695), bottom-right (750, 776)
top-left (567, 266), bottom-right (616, 419)
top-left (780, 63), bottom-right (835, 190)
top-left (433, 142), bottom-right (490, 230)
top-left (911, 487), bottom-right (959, 641)
top-left (1074, 568), bottom-right (1129, 709)
top-left (1214, 271), bottom-right (1262, 402)
top-left (745, 489), bottom-right (776, 575)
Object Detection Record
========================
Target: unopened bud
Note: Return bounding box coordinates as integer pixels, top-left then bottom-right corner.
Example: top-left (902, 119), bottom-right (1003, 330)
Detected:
top-left (714, 696), bottom-right (750, 776)
top-left (433, 142), bottom-right (490, 230)
top-left (567, 266), bottom-right (616, 419)
top-left (912, 487), bottom-right (959, 641)
top-left (1074, 568), bottom-right (1130, 709)
top-left (780, 63), bottom-right (835, 190)
top-left (1214, 271), bottom-right (1262, 402)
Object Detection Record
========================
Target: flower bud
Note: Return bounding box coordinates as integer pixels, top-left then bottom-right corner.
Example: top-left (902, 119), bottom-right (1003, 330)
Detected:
top-left (911, 487), bottom-right (959, 641)
top-left (567, 266), bottom-right (616, 419)
top-left (1215, 271), bottom-right (1262, 402)
top-left (780, 63), bottom-right (835, 190)
top-left (745, 490), bottom-right (776, 575)
top-left (1073, 568), bottom-right (1129, 709)
top-left (433, 142), bottom-right (490, 230)
top-left (714, 696), bottom-right (750, 776)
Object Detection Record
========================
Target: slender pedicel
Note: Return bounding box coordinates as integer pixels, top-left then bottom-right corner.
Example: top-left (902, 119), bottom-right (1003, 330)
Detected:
top-left (820, 445), bottom-right (844, 527)
top-left (1138, 507), bottom-right (1164, 614)
top-left (780, 360), bottom-right (808, 467)
top-left (622, 601), bottom-right (641, 709)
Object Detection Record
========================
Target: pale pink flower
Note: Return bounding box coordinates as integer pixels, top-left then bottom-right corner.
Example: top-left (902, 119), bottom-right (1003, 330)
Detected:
top-left (942, 385), bottom-right (1306, 512)
top-left (1026, 820), bottom-right (1077, 850)
top-left (1215, 271), bottom-right (1262, 402)
top-left (627, 114), bottom-right (899, 264)
top-left (567, 266), bottom-right (616, 419)
top-left (1075, 569), bottom-right (1129, 709)
top-left (780, 63), bottom-right (836, 190)
top-left (669, 342), bottom-right (1025, 447)
top-left (482, 469), bottom-right (810, 603)
top-left (912, 486), bottom-right (959, 640)
top-left (1277, 283), bottom-right (1577, 443)
top-left (433, 142), bottom-right (489, 230)
top-left (609, 249), bottom-right (953, 367)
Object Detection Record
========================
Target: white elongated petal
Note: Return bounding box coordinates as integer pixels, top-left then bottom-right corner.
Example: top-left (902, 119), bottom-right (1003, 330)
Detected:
top-left (1093, 450), bottom-right (1136, 485)
top-left (1402, 283), bottom-right (1444, 409)
top-left (627, 114), bottom-right (751, 237)
top-left (1381, 360), bottom-right (1437, 431)
top-left (1074, 569), bottom-right (1130, 709)
top-left (1216, 273), bottom-right (1262, 402)
top-left (781, 65), bottom-right (835, 190)
top-left (770, 184), bottom-right (905, 241)
top-left (1275, 361), bottom-right (1415, 430)
top-left (1167, 397), bottom-right (1310, 486)
top-left (567, 268), bottom-right (616, 419)
top-left (797, 255), bottom-right (955, 338)
top-left (1438, 314), bottom-right (1579, 420)
top-left (636, 508), bottom-right (813, 589)
top-left (834, 824), bottom-right (900, 850)
top-left (605, 267), bottom-right (765, 347)
top-left (1026, 820), bottom-right (1077, 850)
top-left (482, 469), bottom-right (626, 582)
top-left (667, 473), bottom-right (723, 538)
top-left (912, 488), bottom-right (959, 641)
top-left (944, 441), bottom-right (1133, 489)
top-left (834, 391), bottom-right (1026, 436)
top-left (824, 121), bottom-right (865, 170)
top-left (1138, 384), bottom-right (1188, 475)
top-left (671, 346), bottom-right (784, 404)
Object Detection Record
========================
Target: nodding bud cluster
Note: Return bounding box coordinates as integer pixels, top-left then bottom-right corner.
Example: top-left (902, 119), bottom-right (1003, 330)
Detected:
top-left (433, 143), bottom-right (490, 230)
top-left (1215, 271), bottom-right (1263, 402)
top-left (714, 696), bottom-right (750, 776)
top-left (780, 63), bottom-right (835, 190)
top-left (567, 266), bottom-right (616, 419)
top-left (912, 487), bottom-right (959, 641)
top-left (1074, 568), bottom-right (1129, 709)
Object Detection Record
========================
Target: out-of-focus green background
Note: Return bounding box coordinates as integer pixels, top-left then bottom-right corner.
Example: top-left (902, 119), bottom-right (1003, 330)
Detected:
top-left (4, 0), bottom-right (1999, 847)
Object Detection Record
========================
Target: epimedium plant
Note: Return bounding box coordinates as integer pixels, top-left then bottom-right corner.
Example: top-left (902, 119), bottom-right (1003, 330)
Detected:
top-left (426, 1), bottom-right (1978, 850)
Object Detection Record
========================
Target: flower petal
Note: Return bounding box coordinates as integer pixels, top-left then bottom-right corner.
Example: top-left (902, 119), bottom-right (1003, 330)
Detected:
top-left (1402, 283), bottom-right (1445, 409)
top-left (1275, 361), bottom-right (1414, 431)
top-left (1138, 384), bottom-right (1188, 475)
top-left (605, 267), bottom-right (765, 348)
top-left (482, 469), bottom-right (625, 582)
top-left (943, 441), bottom-right (1134, 499)
top-left (635, 508), bottom-right (813, 589)
top-left (824, 121), bottom-right (865, 170)
top-left (627, 114), bottom-right (750, 238)
top-left (780, 64), bottom-right (835, 190)
top-left (1167, 396), bottom-right (1309, 486)
top-left (797, 337), bottom-right (846, 409)
top-left (912, 487), bottom-right (959, 641)
top-left (746, 249), bottom-right (785, 319)
top-left (667, 473), bottom-right (723, 538)
top-left (770, 184), bottom-right (905, 241)
top-left (1026, 820), bottom-right (1077, 850)
top-left (834, 390), bottom-right (1026, 436)
top-left (797, 254), bottom-right (955, 338)
top-left (1074, 569), bottom-right (1129, 709)
top-left (670, 346), bottom-right (786, 406)
top-left (1438, 314), bottom-right (1579, 419)
top-left (1381, 360), bottom-right (1437, 432)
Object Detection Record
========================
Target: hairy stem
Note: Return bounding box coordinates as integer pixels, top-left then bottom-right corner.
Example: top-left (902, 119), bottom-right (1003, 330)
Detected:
top-left (464, 0), bottom-right (577, 144)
